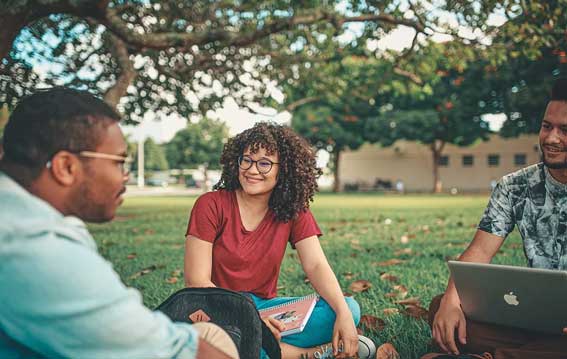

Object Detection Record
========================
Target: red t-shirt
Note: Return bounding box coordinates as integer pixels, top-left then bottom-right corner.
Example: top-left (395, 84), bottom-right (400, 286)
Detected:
top-left (186, 190), bottom-right (322, 298)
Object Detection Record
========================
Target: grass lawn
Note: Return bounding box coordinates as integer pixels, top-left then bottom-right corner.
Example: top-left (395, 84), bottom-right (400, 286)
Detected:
top-left (89, 193), bottom-right (526, 358)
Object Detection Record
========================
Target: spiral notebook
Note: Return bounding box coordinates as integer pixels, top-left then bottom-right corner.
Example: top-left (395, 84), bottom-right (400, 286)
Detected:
top-left (258, 294), bottom-right (319, 336)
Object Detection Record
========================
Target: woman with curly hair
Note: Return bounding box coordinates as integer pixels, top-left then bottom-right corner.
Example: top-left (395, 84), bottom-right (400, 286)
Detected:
top-left (184, 122), bottom-right (370, 358)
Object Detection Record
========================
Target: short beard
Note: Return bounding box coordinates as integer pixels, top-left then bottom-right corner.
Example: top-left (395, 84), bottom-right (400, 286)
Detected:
top-left (541, 150), bottom-right (567, 169)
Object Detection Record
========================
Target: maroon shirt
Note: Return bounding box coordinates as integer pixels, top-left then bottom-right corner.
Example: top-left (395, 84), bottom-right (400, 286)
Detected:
top-left (186, 190), bottom-right (321, 298)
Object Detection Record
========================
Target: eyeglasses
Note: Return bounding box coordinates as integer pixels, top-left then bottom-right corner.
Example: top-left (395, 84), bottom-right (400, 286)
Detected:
top-left (78, 151), bottom-right (132, 175)
top-left (238, 155), bottom-right (279, 174)
top-left (46, 151), bottom-right (132, 176)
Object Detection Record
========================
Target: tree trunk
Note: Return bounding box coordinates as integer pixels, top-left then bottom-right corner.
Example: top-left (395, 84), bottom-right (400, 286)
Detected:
top-left (202, 163), bottom-right (209, 193)
top-left (332, 149), bottom-right (341, 193)
top-left (103, 35), bottom-right (136, 111)
top-left (430, 140), bottom-right (445, 193)
top-left (137, 138), bottom-right (145, 188)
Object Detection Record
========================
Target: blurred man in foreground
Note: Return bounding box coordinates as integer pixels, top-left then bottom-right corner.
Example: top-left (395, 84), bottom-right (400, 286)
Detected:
top-left (0, 88), bottom-right (237, 358)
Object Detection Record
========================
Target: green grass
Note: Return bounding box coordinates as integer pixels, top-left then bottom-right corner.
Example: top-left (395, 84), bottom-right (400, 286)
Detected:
top-left (89, 193), bottom-right (526, 358)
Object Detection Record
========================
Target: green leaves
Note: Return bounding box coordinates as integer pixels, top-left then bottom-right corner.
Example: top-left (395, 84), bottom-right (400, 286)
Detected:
top-left (165, 117), bottom-right (228, 170)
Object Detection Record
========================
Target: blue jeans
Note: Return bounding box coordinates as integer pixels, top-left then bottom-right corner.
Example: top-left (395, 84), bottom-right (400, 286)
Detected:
top-left (247, 293), bottom-right (361, 356)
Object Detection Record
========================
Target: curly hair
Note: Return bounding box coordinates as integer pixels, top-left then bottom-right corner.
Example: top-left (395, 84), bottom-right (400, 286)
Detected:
top-left (214, 122), bottom-right (322, 222)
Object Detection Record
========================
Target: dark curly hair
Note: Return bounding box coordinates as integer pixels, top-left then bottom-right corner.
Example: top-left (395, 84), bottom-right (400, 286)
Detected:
top-left (214, 122), bottom-right (322, 222)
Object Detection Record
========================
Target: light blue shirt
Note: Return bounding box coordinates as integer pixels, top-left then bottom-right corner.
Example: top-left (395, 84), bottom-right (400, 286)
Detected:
top-left (0, 172), bottom-right (198, 358)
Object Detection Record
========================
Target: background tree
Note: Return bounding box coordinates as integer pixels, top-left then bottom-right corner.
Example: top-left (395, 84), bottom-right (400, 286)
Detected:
top-left (284, 0), bottom-right (567, 192)
top-left (287, 53), bottom-right (399, 192)
top-left (165, 117), bottom-right (228, 191)
top-left (129, 137), bottom-right (169, 174)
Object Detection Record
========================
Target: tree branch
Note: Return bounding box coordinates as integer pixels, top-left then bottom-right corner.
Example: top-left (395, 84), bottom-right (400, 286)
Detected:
top-left (285, 96), bottom-right (321, 112)
top-left (393, 66), bottom-right (423, 85)
top-left (103, 35), bottom-right (136, 110)
top-left (100, 7), bottom-right (427, 51)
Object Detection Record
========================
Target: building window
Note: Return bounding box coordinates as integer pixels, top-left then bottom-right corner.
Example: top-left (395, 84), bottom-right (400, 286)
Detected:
top-left (438, 155), bottom-right (449, 167)
top-left (487, 154), bottom-right (500, 167)
top-left (462, 155), bottom-right (474, 167)
top-left (515, 153), bottom-right (527, 166)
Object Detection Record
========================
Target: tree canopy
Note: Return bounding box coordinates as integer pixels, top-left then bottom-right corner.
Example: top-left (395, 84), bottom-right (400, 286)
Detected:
top-left (1, 0), bottom-right (511, 122)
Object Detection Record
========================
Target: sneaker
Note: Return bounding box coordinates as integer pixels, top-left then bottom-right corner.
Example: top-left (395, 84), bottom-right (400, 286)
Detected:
top-left (312, 335), bottom-right (377, 359)
top-left (357, 335), bottom-right (377, 358)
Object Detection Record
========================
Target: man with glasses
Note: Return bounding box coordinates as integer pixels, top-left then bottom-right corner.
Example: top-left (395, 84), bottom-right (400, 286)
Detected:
top-left (0, 88), bottom-right (237, 358)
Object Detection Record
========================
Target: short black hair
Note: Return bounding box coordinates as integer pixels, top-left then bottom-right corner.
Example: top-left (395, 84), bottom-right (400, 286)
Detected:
top-left (2, 87), bottom-right (120, 180)
top-left (551, 78), bottom-right (567, 101)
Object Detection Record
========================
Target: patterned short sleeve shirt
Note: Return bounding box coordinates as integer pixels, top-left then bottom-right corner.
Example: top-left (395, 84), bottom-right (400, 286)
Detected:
top-left (479, 163), bottom-right (567, 270)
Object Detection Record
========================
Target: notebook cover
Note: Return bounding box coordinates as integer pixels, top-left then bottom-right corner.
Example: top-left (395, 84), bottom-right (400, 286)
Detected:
top-left (259, 294), bottom-right (319, 336)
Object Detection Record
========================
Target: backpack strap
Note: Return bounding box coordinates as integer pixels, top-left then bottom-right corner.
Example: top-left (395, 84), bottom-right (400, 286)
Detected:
top-left (261, 320), bottom-right (282, 359)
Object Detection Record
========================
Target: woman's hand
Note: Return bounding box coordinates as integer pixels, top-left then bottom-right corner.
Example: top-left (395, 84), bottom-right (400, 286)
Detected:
top-left (262, 317), bottom-right (286, 342)
top-left (332, 311), bottom-right (358, 358)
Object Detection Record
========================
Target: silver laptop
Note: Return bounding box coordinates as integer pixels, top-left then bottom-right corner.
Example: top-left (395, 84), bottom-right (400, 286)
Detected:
top-left (448, 260), bottom-right (567, 334)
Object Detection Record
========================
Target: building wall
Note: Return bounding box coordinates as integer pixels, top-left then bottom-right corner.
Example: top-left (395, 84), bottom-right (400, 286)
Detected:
top-left (338, 134), bottom-right (540, 192)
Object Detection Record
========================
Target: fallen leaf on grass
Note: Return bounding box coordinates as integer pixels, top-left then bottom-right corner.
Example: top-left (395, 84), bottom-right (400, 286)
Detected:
top-left (349, 279), bottom-right (372, 293)
top-left (171, 269), bottom-right (182, 277)
top-left (373, 259), bottom-right (405, 267)
top-left (129, 265), bottom-right (158, 279)
top-left (166, 277), bottom-right (178, 284)
top-left (359, 315), bottom-right (386, 331)
top-left (382, 308), bottom-right (399, 315)
top-left (379, 273), bottom-right (399, 283)
top-left (350, 239), bottom-right (360, 245)
top-left (393, 248), bottom-right (412, 256)
top-left (395, 297), bottom-right (421, 306)
top-left (384, 285), bottom-right (408, 299)
top-left (376, 343), bottom-right (400, 359)
top-left (400, 235), bottom-right (409, 244)
top-left (393, 285), bottom-right (408, 296)
top-left (127, 253), bottom-right (137, 259)
top-left (402, 304), bottom-right (428, 320)
top-left (343, 272), bottom-right (354, 280)
top-left (144, 229), bottom-right (155, 235)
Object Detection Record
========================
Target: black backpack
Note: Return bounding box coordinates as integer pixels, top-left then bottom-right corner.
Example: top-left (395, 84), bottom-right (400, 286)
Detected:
top-left (156, 287), bottom-right (281, 359)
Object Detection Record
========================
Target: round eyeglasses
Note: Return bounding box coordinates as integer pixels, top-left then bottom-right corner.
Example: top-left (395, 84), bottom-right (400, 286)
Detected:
top-left (238, 155), bottom-right (279, 174)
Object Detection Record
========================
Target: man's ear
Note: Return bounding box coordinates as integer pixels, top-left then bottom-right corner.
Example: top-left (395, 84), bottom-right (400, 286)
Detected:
top-left (47, 151), bottom-right (81, 186)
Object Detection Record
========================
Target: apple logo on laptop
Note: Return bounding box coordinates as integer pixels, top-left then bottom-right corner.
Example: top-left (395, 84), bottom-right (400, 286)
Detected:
top-left (503, 291), bottom-right (519, 306)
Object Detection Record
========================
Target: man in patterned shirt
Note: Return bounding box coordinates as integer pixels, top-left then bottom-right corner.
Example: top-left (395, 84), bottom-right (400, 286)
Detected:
top-left (427, 78), bottom-right (567, 359)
